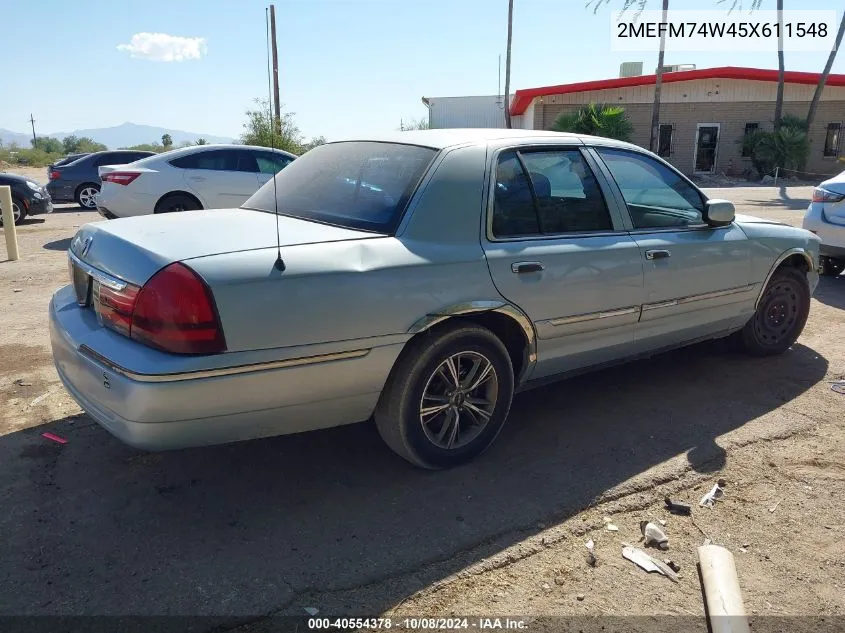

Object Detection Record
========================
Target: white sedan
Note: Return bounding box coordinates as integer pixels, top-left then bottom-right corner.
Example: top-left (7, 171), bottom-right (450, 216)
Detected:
top-left (803, 169), bottom-right (845, 276)
top-left (96, 144), bottom-right (296, 218)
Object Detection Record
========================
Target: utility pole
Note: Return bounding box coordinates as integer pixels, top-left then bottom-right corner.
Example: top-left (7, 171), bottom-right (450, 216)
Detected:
top-left (503, 0), bottom-right (513, 129)
top-left (269, 4), bottom-right (281, 133)
top-left (29, 114), bottom-right (37, 149)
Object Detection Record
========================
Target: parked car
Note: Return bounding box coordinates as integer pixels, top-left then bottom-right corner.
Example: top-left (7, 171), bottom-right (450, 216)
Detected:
top-left (47, 153), bottom-right (90, 176)
top-left (50, 130), bottom-right (820, 469)
top-left (0, 172), bottom-right (52, 226)
top-left (46, 150), bottom-right (156, 209)
top-left (803, 169), bottom-right (845, 276)
top-left (95, 145), bottom-right (297, 218)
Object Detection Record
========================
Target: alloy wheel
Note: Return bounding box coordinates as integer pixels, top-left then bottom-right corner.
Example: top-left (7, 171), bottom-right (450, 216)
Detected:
top-left (79, 187), bottom-right (99, 209)
top-left (418, 351), bottom-right (499, 450)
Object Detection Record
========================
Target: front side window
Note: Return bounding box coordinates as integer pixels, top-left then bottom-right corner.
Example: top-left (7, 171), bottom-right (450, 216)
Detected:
top-left (255, 152), bottom-right (293, 175)
top-left (824, 123), bottom-right (841, 157)
top-left (243, 141), bottom-right (436, 233)
top-left (492, 149), bottom-right (613, 238)
top-left (596, 148), bottom-right (704, 229)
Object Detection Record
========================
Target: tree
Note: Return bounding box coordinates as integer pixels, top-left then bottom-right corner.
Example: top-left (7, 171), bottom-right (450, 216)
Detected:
top-left (742, 114), bottom-right (809, 177)
top-left (806, 12), bottom-right (845, 130)
top-left (161, 134), bottom-right (173, 149)
top-left (32, 136), bottom-right (63, 153)
top-left (504, 0), bottom-right (514, 128)
top-left (240, 97), bottom-right (306, 154)
top-left (399, 118), bottom-right (429, 131)
top-left (122, 143), bottom-right (164, 153)
top-left (62, 135), bottom-right (80, 154)
top-left (551, 104), bottom-right (634, 141)
top-left (63, 135), bottom-right (107, 153)
top-left (195, 138), bottom-right (208, 145)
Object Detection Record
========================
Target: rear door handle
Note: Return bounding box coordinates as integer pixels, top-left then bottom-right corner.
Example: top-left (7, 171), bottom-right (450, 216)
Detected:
top-left (511, 261), bottom-right (545, 274)
top-left (645, 249), bottom-right (671, 260)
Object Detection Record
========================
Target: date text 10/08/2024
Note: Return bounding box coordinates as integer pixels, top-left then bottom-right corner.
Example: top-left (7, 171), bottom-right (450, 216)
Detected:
top-left (307, 618), bottom-right (528, 630)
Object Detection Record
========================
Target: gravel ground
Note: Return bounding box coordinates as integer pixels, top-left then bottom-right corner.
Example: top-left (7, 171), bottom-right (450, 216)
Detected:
top-left (1, 168), bottom-right (843, 630)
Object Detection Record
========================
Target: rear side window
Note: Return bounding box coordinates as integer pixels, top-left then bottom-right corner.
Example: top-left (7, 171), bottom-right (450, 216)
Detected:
top-left (255, 152), bottom-right (293, 175)
top-left (492, 148), bottom-right (613, 238)
top-left (243, 141), bottom-right (436, 233)
top-left (596, 148), bottom-right (704, 229)
top-left (170, 150), bottom-right (240, 171)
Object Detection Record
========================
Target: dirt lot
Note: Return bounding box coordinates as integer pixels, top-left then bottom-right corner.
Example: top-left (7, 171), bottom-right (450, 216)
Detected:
top-left (1, 166), bottom-right (844, 629)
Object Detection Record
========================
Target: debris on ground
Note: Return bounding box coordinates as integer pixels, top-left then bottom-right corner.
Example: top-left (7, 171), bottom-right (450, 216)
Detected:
top-left (576, 594), bottom-right (585, 601)
top-left (640, 521), bottom-right (669, 549)
top-left (769, 498), bottom-right (783, 513)
top-left (13, 288), bottom-right (22, 293)
top-left (621, 545), bottom-right (679, 583)
top-left (584, 538), bottom-right (597, 566)
top-left (699, 482), bottom-right (725, 508)
top-left (14, 379), bottom-right (32, 387)
top-left (698, 544), bottom-right (750, 633)
top-left (665, 496), bottom-right (692, 516)
top-left (30, 389), bottom-right (59, 407)
top-left (658, 519), bottom-right (667, 526)
top-left (603, 517), bottom-right (619, 532)
top-left (831, 382), bottom-right (845, 395)
top-left (664, 559), bottom-right (681, 572)
top-left (304, 607), bottom-right (319, 616)
top-left (41, 432), bottom-right (67, 445)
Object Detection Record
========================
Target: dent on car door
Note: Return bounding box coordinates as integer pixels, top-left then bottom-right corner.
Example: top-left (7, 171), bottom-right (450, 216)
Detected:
top-left (593, 147), bottom-right (753, 350)
top-left (481, 147), bottom-right (645, 380)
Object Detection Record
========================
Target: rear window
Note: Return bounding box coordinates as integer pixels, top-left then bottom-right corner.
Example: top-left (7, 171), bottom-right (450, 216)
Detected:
top-left (242, 141), bottom-right (437, 233)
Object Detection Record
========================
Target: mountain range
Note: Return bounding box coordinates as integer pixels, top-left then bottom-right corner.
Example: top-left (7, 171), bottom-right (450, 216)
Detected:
top-left (0, 122), bottom-right (234, 149)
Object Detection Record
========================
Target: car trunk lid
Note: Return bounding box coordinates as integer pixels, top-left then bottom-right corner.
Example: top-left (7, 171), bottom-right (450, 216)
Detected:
top-left (69, 208), bottom-right (379, 286)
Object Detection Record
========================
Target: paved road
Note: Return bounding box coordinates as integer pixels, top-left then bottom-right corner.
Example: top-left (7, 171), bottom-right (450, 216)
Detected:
top-left (0, 185), bottom-right (840, 621)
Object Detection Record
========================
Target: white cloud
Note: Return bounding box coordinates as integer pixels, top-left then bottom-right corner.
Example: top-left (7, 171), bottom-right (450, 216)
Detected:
top-left (117, 32), bottom-right (207, 62)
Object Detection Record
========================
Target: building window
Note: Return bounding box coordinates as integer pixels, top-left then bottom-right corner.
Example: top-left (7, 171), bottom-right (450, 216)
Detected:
top-left (824, 123), bottom-right (841, 157)
top-left (742, 123), bottom-right (759, 157)
top-left (657, 124), bottom-right (673, 157)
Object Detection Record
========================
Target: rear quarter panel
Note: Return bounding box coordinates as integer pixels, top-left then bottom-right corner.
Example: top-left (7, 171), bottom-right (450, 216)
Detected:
top-left (186, 143), bottom-right (505, 353)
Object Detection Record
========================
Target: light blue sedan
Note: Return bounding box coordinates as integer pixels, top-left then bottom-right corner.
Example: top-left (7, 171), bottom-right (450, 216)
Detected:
top-left (49, 130), bottom-right (821, 469)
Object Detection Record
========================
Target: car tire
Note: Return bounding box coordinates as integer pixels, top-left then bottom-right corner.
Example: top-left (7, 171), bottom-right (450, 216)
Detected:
top-left (374, 323), bottom-right (515, 469)
top-left (820, 256), bottom-right (845, 277)
top-left (75, 183), bottom-right (100, 209)
top-left (0, 196), bottom-right (26, 226)
top-left (738, 266), bottom-right (810, 356)
top-left (154, 193), bottom-right (201, 214)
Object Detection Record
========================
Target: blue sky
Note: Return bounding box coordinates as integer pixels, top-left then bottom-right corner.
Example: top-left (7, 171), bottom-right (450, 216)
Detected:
top-left (3, 0), bottom-right (844, 142)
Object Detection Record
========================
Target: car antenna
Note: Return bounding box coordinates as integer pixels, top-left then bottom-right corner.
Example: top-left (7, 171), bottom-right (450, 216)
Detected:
top-left (266, 6), bottom-right (285, 272)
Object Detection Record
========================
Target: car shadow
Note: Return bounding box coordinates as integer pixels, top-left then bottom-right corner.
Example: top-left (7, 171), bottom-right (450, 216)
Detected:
top-left (43, 237), bottom-right (72, 251)
top-left (814, 274), bottom-right (845, 309)
top-left (49, 204), bottom-right (97, 214)
top-left (15, 218), bottom-right (46, 227)
top-left (0, 341), bottom-right (827, 620)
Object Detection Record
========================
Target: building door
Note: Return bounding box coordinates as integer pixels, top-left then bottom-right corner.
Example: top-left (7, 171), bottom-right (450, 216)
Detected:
top-left (694, 124), bottom-right (720, 173)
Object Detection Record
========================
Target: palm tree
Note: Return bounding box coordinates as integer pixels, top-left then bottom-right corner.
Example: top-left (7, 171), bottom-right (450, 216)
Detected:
top-left (773, 0), bottom-right (785, 129)
top-left (551, 103), bottom-right (635, 141)
top-left (504, 0), bottom-right (514, 129)
top-left (195, 138), bottom-right (208, 145)
top-left (161, 133), bottom-right (173, 149)
top-left (806, 12), bottom-right (845, 130)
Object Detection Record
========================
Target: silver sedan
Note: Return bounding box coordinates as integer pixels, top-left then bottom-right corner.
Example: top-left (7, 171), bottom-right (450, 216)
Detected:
top-left (50, 129), bottom-right (820, 468)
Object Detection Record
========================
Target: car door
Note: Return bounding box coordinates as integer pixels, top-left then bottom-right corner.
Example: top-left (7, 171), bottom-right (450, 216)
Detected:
top-left (254, 151), bottom-right (294, 187)
top-left (482, 146), bottom-right (645, 380)
top-left (592, 147), bottom-right (753, 352)
top-left (178, 149), bottom-right (260, 208)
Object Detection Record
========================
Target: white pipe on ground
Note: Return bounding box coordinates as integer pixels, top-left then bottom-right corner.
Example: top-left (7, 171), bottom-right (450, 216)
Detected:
top-left (698, 544), bottom-right (751, 633)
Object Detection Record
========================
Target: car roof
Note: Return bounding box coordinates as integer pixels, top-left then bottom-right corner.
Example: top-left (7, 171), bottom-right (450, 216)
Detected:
top-left (0, 172), bottom-right (30, 184)
top-left (136, 144), bottom-right (297, 162)
top-left (327, 128), bottom-right (642, 151)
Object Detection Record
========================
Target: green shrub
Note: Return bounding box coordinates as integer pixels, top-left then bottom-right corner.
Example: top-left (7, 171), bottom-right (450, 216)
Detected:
top-left (551, 103), bottom-right (634, 142)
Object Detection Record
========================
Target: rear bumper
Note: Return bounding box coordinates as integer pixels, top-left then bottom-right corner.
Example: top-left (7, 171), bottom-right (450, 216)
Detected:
top-left (803, 202), bottom-right (845, 251)
top-left (46, 181), bottom-right (76, 203)
top-left (49, 286), bottom-right (399, 450)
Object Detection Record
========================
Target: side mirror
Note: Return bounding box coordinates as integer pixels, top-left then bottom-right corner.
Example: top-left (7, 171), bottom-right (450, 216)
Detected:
top-left (704, 199), bottom-right (735, 226)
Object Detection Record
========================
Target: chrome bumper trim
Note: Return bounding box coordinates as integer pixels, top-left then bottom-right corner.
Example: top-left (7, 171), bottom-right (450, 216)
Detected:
top-left (79, 345), bottom-right (371, 383)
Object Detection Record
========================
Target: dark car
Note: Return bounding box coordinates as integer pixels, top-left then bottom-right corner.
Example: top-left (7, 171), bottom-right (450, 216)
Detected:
top-left (47, 153), bottom-right (90, 175)
top-left (46, 150), bottom-right (155, 209)
top-left (0, 172), bottom-right (52, 226)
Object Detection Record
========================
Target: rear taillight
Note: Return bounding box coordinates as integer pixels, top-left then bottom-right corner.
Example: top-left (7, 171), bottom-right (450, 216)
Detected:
top-left (93, 263), bottom-right (225, 354)
top-left (812, 187), bottom-right (845, 203)
top-left (95, 283), bottom-right (140, 336)
top-left (130, 263), bottom-right (226, 354)
top-left (102, 171), bottom-right (141, 186)
top-left (49, 170), bottom-right (60, 180)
